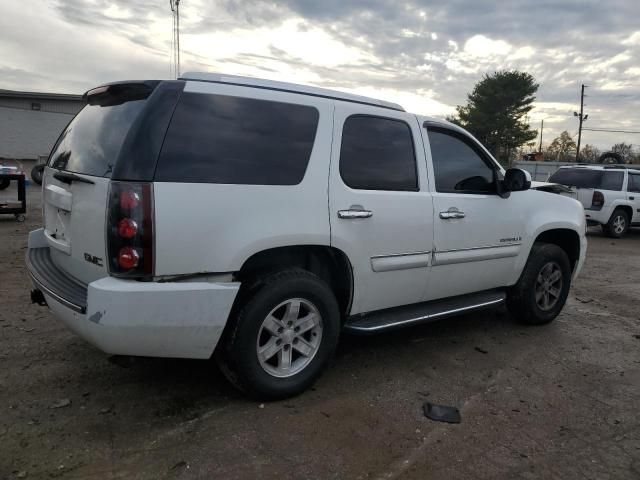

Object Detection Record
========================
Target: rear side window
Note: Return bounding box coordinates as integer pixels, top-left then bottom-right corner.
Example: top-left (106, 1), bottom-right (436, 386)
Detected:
top-left (339, 115), bottom-right (417, 191)
top-left (600, 171), bottom-right (624, 190)
top-left (155, 93), bottom-right (319, 185)
top-left (549, 169), bottom-right (623, 190)
top-left (48, 100), bottom-right (146, 178)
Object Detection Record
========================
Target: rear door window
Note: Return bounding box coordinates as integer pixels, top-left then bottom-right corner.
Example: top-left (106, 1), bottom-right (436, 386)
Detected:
top-left (339, 115), bottom-right (418, 191)
top-left (48, 100), bottom-right (147, 178)
top-left (628, 174), bottom-right (640, 193)
top-left (155, 93), bottom-right (319, 185)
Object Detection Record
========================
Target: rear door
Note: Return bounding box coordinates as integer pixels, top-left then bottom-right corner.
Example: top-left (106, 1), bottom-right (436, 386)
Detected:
top-left (329, 105), bottom-right (433, 315)
top-left (627, 172), bottom-right (640, 224)
top-left (42, 87), bottom-right (152, 284)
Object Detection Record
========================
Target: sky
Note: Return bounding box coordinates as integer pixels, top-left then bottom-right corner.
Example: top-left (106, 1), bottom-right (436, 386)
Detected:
top-left (1, 0), bottom-right (639, 151)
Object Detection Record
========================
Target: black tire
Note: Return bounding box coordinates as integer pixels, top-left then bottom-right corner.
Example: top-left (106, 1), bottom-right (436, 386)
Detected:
top-left (0, 178), bottom-right (9, 190)
top-left (598, 152), bottom-right (623, 165)
top-left (507, 243), bottom-right (572, 325)
top-left (217, 269), bottom-right (340, 400)
top-left (31, 164), bottom-right (44, 185)
top-left (603, 209), bottom-right (629, 238)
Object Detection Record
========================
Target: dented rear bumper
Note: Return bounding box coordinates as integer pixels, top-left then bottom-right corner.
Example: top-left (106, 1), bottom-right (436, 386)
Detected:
top-left (26, 229), bottom-right (239, 359)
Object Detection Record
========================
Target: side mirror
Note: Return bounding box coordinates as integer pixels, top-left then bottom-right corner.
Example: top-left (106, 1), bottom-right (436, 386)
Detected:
top-left (503, 168), bottom-right (531, 193)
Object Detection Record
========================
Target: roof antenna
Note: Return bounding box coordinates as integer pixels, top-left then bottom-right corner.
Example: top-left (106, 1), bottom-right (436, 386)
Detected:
top-left (169, 0), bottom-right (181, 78)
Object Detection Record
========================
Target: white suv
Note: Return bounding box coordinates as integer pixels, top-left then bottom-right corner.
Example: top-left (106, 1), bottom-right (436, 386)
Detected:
top-left (26, 73), bottom-right (587, 399)
top-left (549, 165), bottom-right (640, 238)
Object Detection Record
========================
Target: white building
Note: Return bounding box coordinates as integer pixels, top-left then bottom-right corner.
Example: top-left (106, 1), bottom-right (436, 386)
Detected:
top-left (0, 90), bottom-right (85, 168)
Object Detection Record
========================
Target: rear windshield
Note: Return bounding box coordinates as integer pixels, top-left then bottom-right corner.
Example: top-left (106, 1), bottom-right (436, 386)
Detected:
top-left (48, 100), bottom-right (147, 178)
top-left (548, 168), bottom-right (624, 191)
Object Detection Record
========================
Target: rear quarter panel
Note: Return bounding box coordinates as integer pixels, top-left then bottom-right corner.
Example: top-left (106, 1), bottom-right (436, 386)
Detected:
top-left (153, 82), bottom-right (333, 276)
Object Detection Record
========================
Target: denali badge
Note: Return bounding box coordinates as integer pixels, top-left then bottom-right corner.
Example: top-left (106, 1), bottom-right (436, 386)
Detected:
top-left (84, 253), bottom-right (104, 267)
top-left (500, 236), bottom-right (522, 243)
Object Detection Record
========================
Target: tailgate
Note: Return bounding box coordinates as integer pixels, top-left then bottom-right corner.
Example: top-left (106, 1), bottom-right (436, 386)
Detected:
top-left (42, 84), bottom-right (152, 284)
top-left (42, 167), bottom-right (110, 283)
top-left (575, 188), bottom-right (594, 208)
top-left (556, 186), bottom-right (592, 207)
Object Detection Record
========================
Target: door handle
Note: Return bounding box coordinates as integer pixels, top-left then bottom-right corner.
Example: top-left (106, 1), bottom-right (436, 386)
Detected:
top-left (440, 209), bottom-right (465, 219)
top-left (338, 209), bottom-right (373, 219)
top-left (630, 196), bottom-right (635, 200)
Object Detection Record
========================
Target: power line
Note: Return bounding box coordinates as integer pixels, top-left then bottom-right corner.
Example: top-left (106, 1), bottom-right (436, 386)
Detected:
top-left (582, 128), bottom-right (640, 134)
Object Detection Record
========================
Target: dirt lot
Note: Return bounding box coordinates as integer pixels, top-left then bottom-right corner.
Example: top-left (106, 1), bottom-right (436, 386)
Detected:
top-left (1, 188), bottom-right (639, 479)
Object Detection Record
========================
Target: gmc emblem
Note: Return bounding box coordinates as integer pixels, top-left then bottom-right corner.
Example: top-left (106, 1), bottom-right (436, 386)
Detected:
top-left (84, 253), bottom-right (104, 267)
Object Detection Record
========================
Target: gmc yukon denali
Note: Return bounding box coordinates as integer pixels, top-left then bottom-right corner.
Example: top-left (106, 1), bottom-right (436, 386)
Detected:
top-left (27, 73), bottom-right (587, 399)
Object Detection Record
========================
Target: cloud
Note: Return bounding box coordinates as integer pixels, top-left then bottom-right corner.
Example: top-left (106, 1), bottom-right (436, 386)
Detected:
top-left (1, 0), bottom-right (639, 150)
top-left (464, 35), bottom-right (512, 58)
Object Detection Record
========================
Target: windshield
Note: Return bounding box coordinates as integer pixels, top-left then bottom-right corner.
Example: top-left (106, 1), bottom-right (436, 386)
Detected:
top-left (549, 168), bottom-right (624, 191)
top-left (48, 99), bottom-right (146, 178)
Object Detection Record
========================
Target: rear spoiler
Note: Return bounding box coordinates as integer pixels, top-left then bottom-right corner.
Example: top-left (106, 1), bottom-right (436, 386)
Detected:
top-left (83, 81), bottom-right (160, 107)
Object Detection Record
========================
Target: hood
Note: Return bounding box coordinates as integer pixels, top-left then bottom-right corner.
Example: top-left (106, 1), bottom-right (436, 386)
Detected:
top-left (531, 181), bottom-right (574, 194)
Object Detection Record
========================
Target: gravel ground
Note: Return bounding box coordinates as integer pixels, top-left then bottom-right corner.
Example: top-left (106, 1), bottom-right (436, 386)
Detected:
top-left (1, 188), bottom-right (639, 479)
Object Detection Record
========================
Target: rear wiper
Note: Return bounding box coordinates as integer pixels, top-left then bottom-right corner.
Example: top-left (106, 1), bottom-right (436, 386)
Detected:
top-left (53, 171), bottom-right (95, 185)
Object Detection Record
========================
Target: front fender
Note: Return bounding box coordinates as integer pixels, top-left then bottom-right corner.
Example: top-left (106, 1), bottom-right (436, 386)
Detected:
top-left (511, 194), bottom-right (586, 285)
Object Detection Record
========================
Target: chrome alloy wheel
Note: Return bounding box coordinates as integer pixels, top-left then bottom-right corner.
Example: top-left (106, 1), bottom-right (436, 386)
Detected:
top-left (535, 261), bottom-right (563, 311)
top-left (612, 214), bottom-right (626, 235)
top-left (256, 298), bottom-right (323, 378)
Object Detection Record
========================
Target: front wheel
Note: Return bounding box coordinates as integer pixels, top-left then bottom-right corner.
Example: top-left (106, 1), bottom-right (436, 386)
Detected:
top-left (507, 243), bottom-right (572, 325)
top-left (217, 269), bottom-right (340, 400)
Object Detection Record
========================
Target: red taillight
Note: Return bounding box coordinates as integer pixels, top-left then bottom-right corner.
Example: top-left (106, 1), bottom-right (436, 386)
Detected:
top-left (107, 182), bottom-right (154, 277)
top-left (117, 218), bottom-right (138, 238)
top-left (118, 246), bottom-right (140, 270)
top-left (119, 190), bottom-right (140, 210)
top-left (592, 190), bottom-right (604, 209)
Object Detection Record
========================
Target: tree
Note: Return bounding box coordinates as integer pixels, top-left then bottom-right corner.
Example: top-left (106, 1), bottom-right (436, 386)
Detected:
top-left (611, 143), bottom-right (634, 163)
top-left (580, 144), bottom-right (600, 163)
top-left (545, 131), bottom-right (576, 161)
top-left (448, 70), bottom-right (539, 163)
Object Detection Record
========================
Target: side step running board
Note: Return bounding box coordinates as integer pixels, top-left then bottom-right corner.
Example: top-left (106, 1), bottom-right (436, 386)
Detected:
top-left (344, 289), bottom-right (506, 334)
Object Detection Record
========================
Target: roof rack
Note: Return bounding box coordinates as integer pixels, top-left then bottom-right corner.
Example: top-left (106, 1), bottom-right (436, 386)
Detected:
top-left (602, 165), bottom-right (639, 169)
top-left (180, 72), bottom-right (405, 112)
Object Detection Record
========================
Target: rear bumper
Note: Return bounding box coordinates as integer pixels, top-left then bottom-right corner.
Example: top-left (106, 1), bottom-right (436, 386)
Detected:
top-left (584, 206), bottom-right (613, 225)
top-left (26, 230), bottom-right (240, 359)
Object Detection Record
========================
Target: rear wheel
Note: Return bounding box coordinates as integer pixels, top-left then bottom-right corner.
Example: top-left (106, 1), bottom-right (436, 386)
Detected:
top-left (31, 164), bottom-right (44, 185)
top-left (603, 209), bottom-right (629, 238)
top-left (507, 243), bottom-right (572, 325)
top-left (217, 269), bottom-right (340, 400)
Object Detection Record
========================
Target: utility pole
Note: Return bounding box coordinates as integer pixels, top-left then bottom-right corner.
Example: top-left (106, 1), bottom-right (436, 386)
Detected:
top-left (575, 84), bottom-right (588, 162)
top-left (170, 0), bottom-right (181, 78)
top-left (539, 119), bottom-right (544, 152)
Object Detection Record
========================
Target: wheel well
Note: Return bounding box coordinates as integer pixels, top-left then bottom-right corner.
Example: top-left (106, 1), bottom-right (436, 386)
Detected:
top-left (235, 246), bottom-right (353, 317)
top-left (534, 229), bottom-right (580, 270)
top-left (612, 205), bottom-right (633, 222)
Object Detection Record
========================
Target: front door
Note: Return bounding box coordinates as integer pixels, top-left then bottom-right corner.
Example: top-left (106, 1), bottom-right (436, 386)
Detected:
top-left (423, 124), bottom-right (527, 301)
top-left (329, 106), bottom-right (433, 315)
